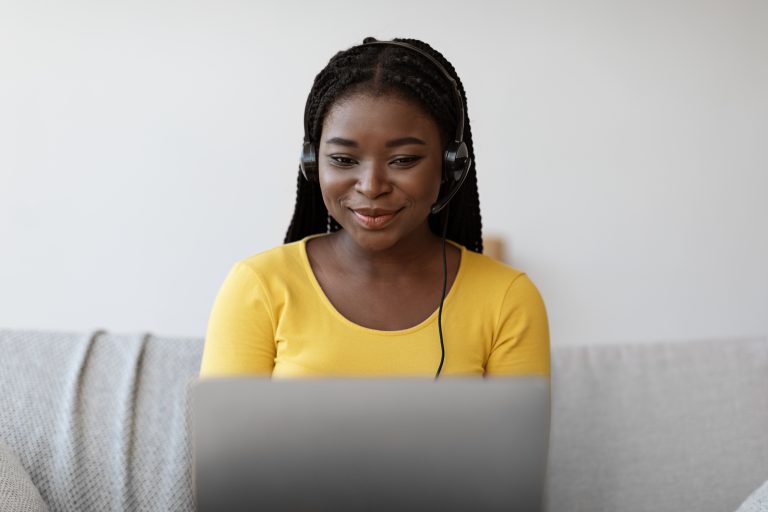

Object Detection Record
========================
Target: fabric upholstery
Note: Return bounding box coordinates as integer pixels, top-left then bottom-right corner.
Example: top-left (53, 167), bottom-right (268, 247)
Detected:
top-left (546, 336), bottom-right (768, 512)
top-left (0, 330), bottom-right (202, 511)
top-left (0, 439), bottom-right (48, 512)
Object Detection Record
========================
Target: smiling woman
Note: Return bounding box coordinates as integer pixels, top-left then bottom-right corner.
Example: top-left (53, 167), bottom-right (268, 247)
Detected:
top-left (199, 37), bottom-right (550, 378)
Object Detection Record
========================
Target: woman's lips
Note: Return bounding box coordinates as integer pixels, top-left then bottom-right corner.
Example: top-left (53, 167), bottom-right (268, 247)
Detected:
top-left (350, 208), bottom-right (401, 230)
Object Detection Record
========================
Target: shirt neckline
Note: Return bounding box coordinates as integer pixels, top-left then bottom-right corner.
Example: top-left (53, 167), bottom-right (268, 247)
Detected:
top-left (299, 233), bottom-right (467, 336)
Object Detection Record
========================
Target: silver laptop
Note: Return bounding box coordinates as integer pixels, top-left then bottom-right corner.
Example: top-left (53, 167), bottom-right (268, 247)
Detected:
top-left (192, 377), bottom-right (551, 512)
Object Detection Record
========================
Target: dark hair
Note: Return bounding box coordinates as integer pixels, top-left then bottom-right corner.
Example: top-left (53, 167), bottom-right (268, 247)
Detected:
top-left (284, 36), bottom-right (483, 253)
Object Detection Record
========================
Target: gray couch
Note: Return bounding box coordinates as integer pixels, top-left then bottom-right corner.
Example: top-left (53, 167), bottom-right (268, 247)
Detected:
top-left (1, 329), bottom-right (766, 511)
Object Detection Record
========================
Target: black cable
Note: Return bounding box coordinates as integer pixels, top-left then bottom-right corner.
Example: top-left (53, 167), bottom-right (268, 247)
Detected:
top-left (435, 206), bottom-right (450, 379)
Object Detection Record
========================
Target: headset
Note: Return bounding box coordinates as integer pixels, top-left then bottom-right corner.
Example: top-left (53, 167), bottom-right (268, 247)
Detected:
top-left (299, 38), bottom-right (472, 378)
top-left (299, 38), bottom-right (472, 215)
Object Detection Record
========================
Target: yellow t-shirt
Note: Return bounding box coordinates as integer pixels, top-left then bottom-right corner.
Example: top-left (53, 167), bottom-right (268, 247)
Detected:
top-left (199, 234), bottom-right (550, 378)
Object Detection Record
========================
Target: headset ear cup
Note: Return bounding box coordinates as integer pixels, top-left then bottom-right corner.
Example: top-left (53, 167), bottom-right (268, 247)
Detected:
top-left (443, 141), bottom-right (470, 183)
top-left (432, 141), bottom-right (471, 215)
top-left (300, 141), bottom-right (319, 182)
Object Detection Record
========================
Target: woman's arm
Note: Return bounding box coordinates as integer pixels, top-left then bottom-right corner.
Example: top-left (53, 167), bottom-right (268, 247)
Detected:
top-left (199, 262), bottom-right (276, 377)
top-left (485, 273), bottom-right (551, 376)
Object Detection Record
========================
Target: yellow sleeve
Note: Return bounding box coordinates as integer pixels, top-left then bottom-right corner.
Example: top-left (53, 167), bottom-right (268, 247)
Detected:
top-left (199, 262), bottom-right (276, 377)
top-left (485, 273), bottom-right (551, 376)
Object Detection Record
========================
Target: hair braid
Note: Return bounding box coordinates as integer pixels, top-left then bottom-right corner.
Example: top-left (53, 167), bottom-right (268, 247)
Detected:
top-left (393, 38), bottom-right (484, 253)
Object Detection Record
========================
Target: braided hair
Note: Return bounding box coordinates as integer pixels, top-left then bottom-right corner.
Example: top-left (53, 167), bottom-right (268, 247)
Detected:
top-left (284, 36), bottom-right (483, 254)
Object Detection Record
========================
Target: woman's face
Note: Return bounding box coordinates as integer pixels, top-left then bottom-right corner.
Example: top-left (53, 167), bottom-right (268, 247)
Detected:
top-left (318, 92), bottom-right (444, 252)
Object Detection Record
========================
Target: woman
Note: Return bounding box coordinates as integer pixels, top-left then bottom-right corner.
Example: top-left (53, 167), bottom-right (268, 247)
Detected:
top-left (199, 37), bottom-right (550, 378)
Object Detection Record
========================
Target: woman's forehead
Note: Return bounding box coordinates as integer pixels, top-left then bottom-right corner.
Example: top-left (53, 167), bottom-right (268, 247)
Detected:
top-left (322, 93), bottom-right (440, 143)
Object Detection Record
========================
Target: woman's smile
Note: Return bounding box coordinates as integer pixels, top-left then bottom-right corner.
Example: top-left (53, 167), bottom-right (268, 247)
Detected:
top-left (349, 207), bottom-right (404, 230)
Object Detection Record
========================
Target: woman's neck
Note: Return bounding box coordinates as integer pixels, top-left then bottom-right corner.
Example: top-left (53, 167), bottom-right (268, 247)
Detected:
top-left (326, 226), bottom-right (446, 280)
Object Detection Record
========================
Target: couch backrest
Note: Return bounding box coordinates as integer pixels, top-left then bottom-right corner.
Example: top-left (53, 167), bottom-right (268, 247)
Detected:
top-left (1, 330), bottom-right (766, 512)
top-left (0, 330), bottom-right (202, 511)
top-left (546, 336), bottom-right (768, 512)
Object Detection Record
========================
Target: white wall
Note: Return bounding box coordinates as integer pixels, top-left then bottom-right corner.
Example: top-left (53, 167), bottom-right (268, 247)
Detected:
top-left (1, 0), bottom-right (766, 346)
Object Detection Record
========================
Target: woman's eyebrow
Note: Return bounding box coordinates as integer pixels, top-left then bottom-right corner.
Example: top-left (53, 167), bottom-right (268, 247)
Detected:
top-left (324, 136), bottom-right (427, 148)
top-left (325, 137), bottom-right (358, 147)
top-left (385, 137), bottom-right (426, 148)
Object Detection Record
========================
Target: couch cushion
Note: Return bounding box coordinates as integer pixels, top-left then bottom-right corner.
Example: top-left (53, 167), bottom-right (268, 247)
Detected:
top-left (0, 330), bottom-right (203, 511)
top-left (0, 438), bottom-right (48, 512)
top-left (546, 336), bottom-right (768, 512)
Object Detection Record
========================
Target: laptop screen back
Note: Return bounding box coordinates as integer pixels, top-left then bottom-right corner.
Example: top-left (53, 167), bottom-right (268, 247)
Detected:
top-left (193, 376), bottom-right (550, 512)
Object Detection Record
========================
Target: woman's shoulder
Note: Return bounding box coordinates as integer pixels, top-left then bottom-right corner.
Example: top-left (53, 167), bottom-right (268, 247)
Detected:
top-left (225, 238), bottom-right (310, 285)
top-left (456, 245), bottom-right (546, 313)
top-left (458, 244), bottom-right (528, 286)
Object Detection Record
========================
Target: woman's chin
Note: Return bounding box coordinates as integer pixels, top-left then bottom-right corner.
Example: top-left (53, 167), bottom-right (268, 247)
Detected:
top-left (337, 226), bottom-right (403, 253)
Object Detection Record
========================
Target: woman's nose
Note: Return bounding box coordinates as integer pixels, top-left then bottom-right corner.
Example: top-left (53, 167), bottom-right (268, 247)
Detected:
top-left (355, 161), bottom-right (392, 198)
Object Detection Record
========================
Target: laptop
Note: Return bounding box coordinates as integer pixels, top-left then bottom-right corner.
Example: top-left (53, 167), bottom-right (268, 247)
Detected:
top-left (192, 376), bottom-right (551, 512)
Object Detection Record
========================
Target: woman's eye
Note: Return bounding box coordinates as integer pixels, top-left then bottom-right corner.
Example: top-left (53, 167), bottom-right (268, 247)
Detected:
top-left (391, 156), bottom-right (422, 167)
top-left (329, 156), bottom-right (357, 167)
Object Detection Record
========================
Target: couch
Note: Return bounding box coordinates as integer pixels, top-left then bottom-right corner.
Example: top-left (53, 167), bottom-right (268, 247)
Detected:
top-left (1, 329), bottom-right (766, 511)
